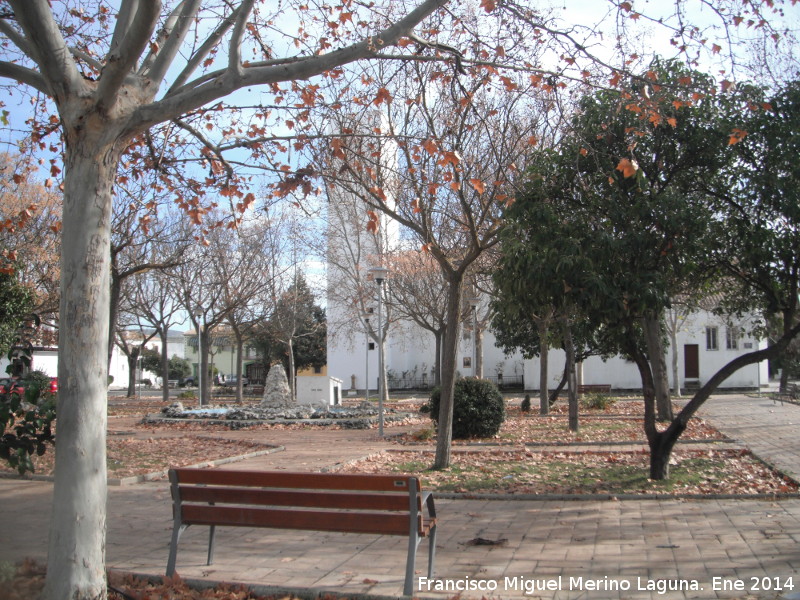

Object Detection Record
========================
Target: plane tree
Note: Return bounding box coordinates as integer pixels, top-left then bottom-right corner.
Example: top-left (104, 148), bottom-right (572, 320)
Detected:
top-left (108, 178), bottom-right (191, 368)
top-left (126, 256), bottom-right (187, 403)
top-left (318, 54), bottom-right (553, 469)
top-left (386, 249), bottom-right (449, 387)
top-left (214, 219), bottom-right (285, 402)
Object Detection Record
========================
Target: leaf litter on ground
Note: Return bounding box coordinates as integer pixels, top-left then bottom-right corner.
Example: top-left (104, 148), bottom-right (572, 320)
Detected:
top-left (341, 446), bottom-right (799, 496)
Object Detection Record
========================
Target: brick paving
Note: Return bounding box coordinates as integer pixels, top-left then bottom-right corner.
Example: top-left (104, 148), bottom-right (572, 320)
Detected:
top-left (1, 393), bottom-right (800, 599)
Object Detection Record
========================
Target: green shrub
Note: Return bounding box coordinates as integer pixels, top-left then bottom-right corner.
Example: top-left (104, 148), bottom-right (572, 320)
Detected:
top-left (428, 378), bottom-right (505, 439)
top-left (0, 561), bottom-right (15, 583)
top-left (0, 371), bottom-right (56, 475)
top-left (19, 370), bottom-right (55, 404)
top-left (582, 392), bottom-right (615, 410)
top-left (521, 393), bottom-right (531, 412)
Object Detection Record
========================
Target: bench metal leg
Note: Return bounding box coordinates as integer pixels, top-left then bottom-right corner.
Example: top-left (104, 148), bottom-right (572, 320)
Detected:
top-left (427, 523), bottom-right (437, 578)
top-left (166, 524), bottom-right (189, 576)
top-left (207, 525), bottom-right (216, 565)
top-left (404, 530), bottom-right (420, 596)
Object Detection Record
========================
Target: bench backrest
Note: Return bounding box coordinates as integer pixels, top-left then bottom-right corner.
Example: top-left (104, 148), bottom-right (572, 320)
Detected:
top-left (170, 468), bottom-right (427, 537)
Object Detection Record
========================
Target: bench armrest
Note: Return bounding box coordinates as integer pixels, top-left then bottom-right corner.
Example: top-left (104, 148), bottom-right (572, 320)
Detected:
top-left (421, 490), bottom-right (436, 520)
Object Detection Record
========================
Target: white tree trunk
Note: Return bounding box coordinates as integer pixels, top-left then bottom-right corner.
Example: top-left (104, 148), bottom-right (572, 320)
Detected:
top-left (44, 146), bottom-right (117, 600)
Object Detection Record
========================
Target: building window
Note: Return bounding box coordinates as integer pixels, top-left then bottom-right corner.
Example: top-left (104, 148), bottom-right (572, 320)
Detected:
top-left (368, 342), bottom-right (375, 351)
top-left (314, 365), bottom-right (322, 374)
top-left (463, 356), bottom-right (472, 369)
top-left (726, 326), bottom-right (739, 350)
top-left (706, 326), bottom-right (718, 351)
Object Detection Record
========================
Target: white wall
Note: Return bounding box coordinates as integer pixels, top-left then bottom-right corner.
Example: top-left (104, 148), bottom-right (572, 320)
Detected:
top-left (296, 375), bottom-right (342, 406)
top-left (522, 309), bottom-right (769, 391)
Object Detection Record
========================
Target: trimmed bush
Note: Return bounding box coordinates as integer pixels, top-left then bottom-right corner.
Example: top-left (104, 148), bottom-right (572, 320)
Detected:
top-left (428, 378), bottom-right (506, 439)
top-left (521, 394), bottom-right (531, 412)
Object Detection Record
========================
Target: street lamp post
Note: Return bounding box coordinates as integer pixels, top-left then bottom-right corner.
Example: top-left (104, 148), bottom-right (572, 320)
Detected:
top-left (468, 295), bottom-right (480, 378)
top-left (194, 309), bottom-right (203, 406)
top-left (369, 267), bottom-right (388, 436)
top-left (362, 311), bottom-right (372, 402)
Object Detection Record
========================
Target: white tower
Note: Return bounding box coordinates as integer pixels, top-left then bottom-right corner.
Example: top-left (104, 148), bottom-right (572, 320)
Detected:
top-left (325, 110), bottom-right (400, 395)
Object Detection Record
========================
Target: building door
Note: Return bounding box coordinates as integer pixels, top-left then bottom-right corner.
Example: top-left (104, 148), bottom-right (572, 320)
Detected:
top-left (684, 344), bottom-right (699, 379)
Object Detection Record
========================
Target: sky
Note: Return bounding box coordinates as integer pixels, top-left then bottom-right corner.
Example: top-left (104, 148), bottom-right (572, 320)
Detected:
top-left (1, 0), bottom-right (798, 331)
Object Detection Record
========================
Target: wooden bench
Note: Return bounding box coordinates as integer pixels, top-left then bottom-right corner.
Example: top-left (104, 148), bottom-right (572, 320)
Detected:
top-left (166, 468), bottom-right (437, 596)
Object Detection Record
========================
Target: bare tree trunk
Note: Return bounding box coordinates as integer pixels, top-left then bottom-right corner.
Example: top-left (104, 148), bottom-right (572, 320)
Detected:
top-left (537, 318), bottom-right (549, 415)
top-left (159, 329), bottom-right (170, 404)
top-left (433, 330), bottom-right (442, 387)
top-left (126, 347), bottom-right (139, 397)
top-left (107, 267), bottom-right (121, 370)
top-left (666, 309), bottom-right (682, 397)
top-left (549, 364), bottom-right (568, 406)
top-left (287, 338), bottom-right (295, 400)
top-left (45, 146), bottom-right (116, 600)
top-left (475, 325), bottom-right (484, 379)
top-left (778, 308), bottom-right (796, 394)
top-left (671, 335), bottom-right (681, 397)
top-left (232, 325), bottom-right (245, 403)
top-left (564, 323), bottom-right (578, 432)
top-left (379, 335), bottom-right (389, 403)
top-left (780, 367), bottom-right (790, 393)
top-left (200, 328), bottom-right (211, 406)
top-left (643, 313), bottom-right (673, 421)
top-left (434, 274), bottom-right (463, 469)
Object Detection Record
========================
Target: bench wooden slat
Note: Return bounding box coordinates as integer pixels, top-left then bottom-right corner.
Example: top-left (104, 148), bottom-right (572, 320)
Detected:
top-left (179, 486), bottom-right (416, 511)
top-left (172, 467), bottom-right (416, 492)
top-left (181, 504), bottom-right (419, 536)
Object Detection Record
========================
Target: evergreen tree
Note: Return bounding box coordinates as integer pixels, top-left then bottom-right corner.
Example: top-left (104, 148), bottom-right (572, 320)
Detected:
top-left (0, 268), bottom-right (34, 359)
top-left (254, 275), bottom-right (326, 389)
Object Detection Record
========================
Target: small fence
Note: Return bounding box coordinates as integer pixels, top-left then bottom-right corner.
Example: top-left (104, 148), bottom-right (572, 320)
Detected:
top-left (484, 375), bottom-right (524, 390)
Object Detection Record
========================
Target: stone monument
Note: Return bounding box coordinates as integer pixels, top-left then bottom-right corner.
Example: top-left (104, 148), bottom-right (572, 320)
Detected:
top-left (261, 362), bottom-right (292, 408)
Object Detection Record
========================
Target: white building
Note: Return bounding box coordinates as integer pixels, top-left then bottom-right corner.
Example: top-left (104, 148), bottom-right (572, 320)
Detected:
top-left (328, 293), bottom-right (767, 393)
top-left (1, 328), bottom-right (187, 389)
top-left (523, 311), bottom-right (768, 392)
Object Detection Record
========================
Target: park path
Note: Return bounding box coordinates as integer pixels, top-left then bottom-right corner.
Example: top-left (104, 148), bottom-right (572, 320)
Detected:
top-left (2, 392), bottom-right (800, 599)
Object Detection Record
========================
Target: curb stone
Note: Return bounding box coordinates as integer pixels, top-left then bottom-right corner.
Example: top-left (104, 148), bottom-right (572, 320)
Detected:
top-left (112, 572), bottom-right (409, 600)
top-left (0, 444), bottom-right (285, 486)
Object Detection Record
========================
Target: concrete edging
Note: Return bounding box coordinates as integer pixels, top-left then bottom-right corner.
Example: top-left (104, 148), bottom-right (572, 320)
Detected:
top-left (0, 444), bottom-right (286, 486)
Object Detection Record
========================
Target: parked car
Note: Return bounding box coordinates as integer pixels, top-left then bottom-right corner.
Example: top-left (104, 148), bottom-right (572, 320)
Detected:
top-left (179, 375), bottom-right (197, 387)
top-left (220, 375), bottom-right (248, 387)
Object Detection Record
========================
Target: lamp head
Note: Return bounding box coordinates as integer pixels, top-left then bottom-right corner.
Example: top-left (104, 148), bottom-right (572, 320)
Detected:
top-left (368, 266), bottom-right (389, 284)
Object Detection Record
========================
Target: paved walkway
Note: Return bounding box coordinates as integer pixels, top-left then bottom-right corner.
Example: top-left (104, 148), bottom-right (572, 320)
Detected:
top-left (2, 394), bottom-right (800, 599)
